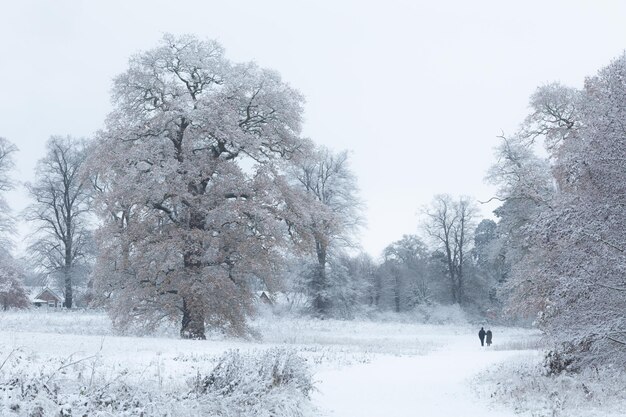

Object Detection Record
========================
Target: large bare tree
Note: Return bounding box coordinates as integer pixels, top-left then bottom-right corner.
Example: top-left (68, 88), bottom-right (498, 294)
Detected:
top-left (25, 136), bottom-right (92, 308)
top-left (423, 194), bottom-right (476, 304)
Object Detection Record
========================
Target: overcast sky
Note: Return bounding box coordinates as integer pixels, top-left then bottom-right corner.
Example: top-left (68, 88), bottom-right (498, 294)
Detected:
top-left (1, 0), bottom-right (626, 258)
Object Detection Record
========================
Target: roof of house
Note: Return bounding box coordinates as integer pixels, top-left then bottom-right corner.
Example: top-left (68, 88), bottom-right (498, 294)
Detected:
top-left (28, 287), bottom-right (63, 303)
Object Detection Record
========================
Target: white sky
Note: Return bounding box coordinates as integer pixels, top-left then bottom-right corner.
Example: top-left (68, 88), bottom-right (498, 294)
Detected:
top-left (1, 0), bottom-right (626, 258)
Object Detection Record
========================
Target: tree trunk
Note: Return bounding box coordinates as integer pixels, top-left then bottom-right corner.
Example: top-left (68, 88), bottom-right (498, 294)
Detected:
top-left (313, 238), bottom-right (330, 316)
top-left (64, 235), bottom-right (73, 308)
top-left (180, 207), bottom-right (206, 339)
top-left (180, 296), bottom-right (206, 340)
top-left (447, 263), bottom-right (458, 304)
top-left (64, 267), bottom-right (73, 308)
top-left (445, 246), bottom-right (459, 304)
top-left (312, 265), bottom-right (329, 315)
top-left (374, 274), bottom-right (382, 306)
top-left (457, 223), bottom-right (465, 304)
top-left (394, 270), bottom-right (401, 312)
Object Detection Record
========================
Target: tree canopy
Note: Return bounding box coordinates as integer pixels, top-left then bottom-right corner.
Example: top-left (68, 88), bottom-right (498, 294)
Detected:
top-left (89, 34), bottom-right (308, 338)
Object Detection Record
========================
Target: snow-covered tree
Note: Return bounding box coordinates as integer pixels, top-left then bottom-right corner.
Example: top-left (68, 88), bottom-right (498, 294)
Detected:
top-left (0, 249), bottom-right (29, 311)
top-left (288, 147), bottom-right (362, 317)
top-left (473, 220), bottom-right (498, 269)
top-left (324, 255), bottom-right (362, 318)
top-left (0, 137), bottom-right (27, 310)
top-left (344, 252), bottom-right (378, 307)
top-left (380, 235), bottom-right (430, 312)
top-left (520, 82), bottom-right (582, 155)
top-left (465, 219), bottom-right (506, 314)
top-left (423, 195), bottom-right (477, 304)
top-left (0, 137), bottom-right (17, 245)
top-left (89, 34), bottom-right (307, 339)
top-left (496, 54), bottom-right (626, 369)
top-left (25, 136), bottom-right (92, 308)
top-left (484, 133), bottom-right (555, 319)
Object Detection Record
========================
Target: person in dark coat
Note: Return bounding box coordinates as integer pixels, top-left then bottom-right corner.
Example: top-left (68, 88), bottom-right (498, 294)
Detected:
top-left (486, 329), bottom-right (493, 346)
top-left (478, 327), bottom-right (486, 346)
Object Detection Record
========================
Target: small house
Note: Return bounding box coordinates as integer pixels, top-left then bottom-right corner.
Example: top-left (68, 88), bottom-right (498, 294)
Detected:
top-left (31, 288), bottom-right (63, 308)
top-left (258, 291), bottom-right (274, 306)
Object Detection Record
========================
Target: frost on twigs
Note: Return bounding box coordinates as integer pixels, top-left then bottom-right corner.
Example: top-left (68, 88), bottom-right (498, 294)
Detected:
top-left (492, 53), bottom-right (626, 369)
top-left (544, 344), bottom-right (578, 376)
top-left (87, 33), bottom-right (310, 339)
top-left (0, 347), bottom-right (313, 416)
top-left (191, 348), bottom-right (313, 416)
top-left (478, 355), bottom-right (626, 417)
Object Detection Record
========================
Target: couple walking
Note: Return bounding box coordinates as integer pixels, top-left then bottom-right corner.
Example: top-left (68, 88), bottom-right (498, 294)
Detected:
top-left (478, 327), bottom-right (492, 346)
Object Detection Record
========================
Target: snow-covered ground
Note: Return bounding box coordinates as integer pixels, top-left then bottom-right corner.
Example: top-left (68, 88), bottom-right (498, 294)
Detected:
top-left (314, 335), bottom-right (538, 417)
top-left (0, 309), bottom-right (543, 416)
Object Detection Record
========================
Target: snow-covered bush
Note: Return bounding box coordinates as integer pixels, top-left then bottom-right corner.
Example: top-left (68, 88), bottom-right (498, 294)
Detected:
top-left (543, 341), bottom-right (585, 375)
top-left (477, 355), bottom-right (626, 417)
top-left (0, 347), bottom-right (313, 417)
top-left (192, 348), bottom-right (313, 416)
top-left (363, 303), bottom-right (469, 326)
top-left (417, 303), bottom-right (469, 325)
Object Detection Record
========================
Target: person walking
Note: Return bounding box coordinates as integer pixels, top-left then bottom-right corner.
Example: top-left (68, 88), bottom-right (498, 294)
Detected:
top-left (486, 329), bottom-right (493, 346)
top-left (478, 327), bottom-right (486, 346)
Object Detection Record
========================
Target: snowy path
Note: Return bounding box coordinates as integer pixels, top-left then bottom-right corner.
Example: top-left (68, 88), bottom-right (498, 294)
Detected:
top-left (313, 340), bottom-right (529, 417)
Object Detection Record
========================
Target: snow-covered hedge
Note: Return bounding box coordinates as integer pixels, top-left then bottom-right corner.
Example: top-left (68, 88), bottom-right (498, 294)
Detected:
top-left (476, 355), bottom-right (626, 417)
top-left (0, 348), bottom-right (313, 417)
top-left (361, 303), bottom-right (470, 325)
top-left (192, 349), bottom-right (313, 416)
top-left (0, 309), bottom-right (114, 336)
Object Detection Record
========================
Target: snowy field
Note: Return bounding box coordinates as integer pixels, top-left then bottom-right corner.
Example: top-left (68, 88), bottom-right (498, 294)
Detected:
top-left (1, 309), bottom-right (621, 416)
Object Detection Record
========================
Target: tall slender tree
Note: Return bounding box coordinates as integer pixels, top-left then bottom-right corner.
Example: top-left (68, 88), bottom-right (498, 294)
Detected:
top-left (0, 137), bottom-right (18, 244)
top-left (25, 136), bottom-right (92, 308)
top-left (485, 134), bottom-right (554, 319)
top-left (423, 195), bottom-right (476, 304)
top-left (289, 147), bottom-right (362, 317)
top-left (0, 137), bottom-right (28, 310)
